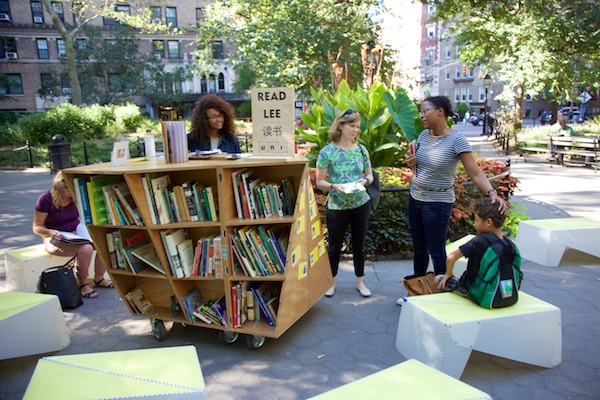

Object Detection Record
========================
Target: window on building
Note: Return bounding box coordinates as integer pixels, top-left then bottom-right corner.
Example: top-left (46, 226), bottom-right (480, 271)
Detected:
top-left (60, 73), bottom-right (70, 93)
top-left (0, 74), bottom-right (24, 95)
top-left (461, 88), bottom-right (467, 101)
top-left (36, 39), bottom-right (49, 59)
top-left (424, 48), bottom-right (434, 66)
top-left (445, 67), bottom-right (450, 81)
top-left (208, 74), bottom-right (216, 93)
top-left (218, 72), bottom-right (225, 91)
top-left (167, 40), bottom-right (179, 59)
top-left (479, 87), bottom-right (485, 102)
top-left (455, 66), bottom-right (461, 79)
top-left (427, 4), bottom-right (435, 15)
top-left (40, 73), bottom-right (54, 94)
top-left (469, 69), bottom-right (474, 78)
top-left (0, 0), bottom-right (12, 22)
top-left (57, 39), bottom-right (66, 58)
top-left (444, 89), bottom-right (449, 98)
top-left (454, 89), bottom-right (460, 102)
top-left (151, 6), bottom-right (161, 23)
top-left (0, 36), bottom-right (16, 58)
top-left (104, 4), bottom-right (130, 25)
top-left (445, 46), bottom-right (451, 59)
top-left (426, 25), bottom-right (435, 41)
top-left (76, 38), bottom-right (86, 51)
top-left (200, 76), bottom-right (207, 93)
top-left (525, 94), bottom-right (532, 102)
top-left (196, 8), bottom-right (204, 26)
top-left (51, 2), bottom-right (64, 22)
top-left (468, 88), bottom-right (473, 102)
top-left (31, 1), bottom-right (44, 23)
top-left (165, 7), bottom-right (177, 27)
top-left (212, 41), bottom-right (224, 59)
top-left (153, 40), bottom-right (164, 58)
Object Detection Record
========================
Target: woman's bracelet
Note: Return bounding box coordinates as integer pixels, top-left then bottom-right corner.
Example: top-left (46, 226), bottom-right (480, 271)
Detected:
top-left (487, 189), bottom-right (497, 196)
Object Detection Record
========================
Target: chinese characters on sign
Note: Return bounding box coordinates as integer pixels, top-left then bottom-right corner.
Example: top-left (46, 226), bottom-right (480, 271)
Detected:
top-left (251, 87), bottom-right (295, 157)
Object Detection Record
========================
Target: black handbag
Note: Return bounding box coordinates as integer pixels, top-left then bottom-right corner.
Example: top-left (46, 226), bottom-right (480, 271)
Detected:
top-left (37, 256), bottom-right (83, 309)
top-left (360, 146), bottom-right (381, 212)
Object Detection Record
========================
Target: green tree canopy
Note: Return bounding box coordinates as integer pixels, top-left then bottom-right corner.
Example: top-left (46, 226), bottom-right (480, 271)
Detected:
top-left (194, 0), bottom-right (386, 97)
top-left (426, 0), bottom-right (600, 127)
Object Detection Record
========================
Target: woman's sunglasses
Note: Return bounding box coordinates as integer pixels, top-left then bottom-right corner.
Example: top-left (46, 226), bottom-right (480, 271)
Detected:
top-left (342, 109), bottom-right (357, 117)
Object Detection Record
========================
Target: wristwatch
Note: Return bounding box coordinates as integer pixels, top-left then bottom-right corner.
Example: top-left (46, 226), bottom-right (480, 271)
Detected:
top-left (487, 189), bottom-right (497, 196)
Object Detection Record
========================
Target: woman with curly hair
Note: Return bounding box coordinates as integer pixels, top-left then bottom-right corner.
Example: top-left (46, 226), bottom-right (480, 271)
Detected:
top-left (188, 94), bottom-right (241, 154)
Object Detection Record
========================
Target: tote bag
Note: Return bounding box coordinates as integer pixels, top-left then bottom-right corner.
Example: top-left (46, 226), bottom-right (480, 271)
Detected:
top-left (360, 146), bottom-right (381, 212)
top-left (37, 256), bottom-right (83, 309)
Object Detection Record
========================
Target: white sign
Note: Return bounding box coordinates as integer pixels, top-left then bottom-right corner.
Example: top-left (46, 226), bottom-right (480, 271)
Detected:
top-left (578, 91), bottom-right (591, 104)
top-left (251, 87), bottom-right (295, 157)
top-left (111, 140), bottom-right (130, 166)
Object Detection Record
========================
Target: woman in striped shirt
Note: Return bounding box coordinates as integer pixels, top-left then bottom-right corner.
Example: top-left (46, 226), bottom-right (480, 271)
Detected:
top-left (406, 96), bottom-right (508, 283)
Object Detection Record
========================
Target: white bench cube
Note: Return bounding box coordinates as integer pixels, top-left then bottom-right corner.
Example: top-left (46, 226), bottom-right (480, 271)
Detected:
top-left (5, 244), bottom-right (103, 292)
top-left (515, 218), bottom-right (600, 266)
top-left (396, 291), bottom-right (561, 379)
top-left (309, 359), bottom-right (491, 399)
top-left (0, 292), bottom-right (70, 360)
top-left (24, 346), bottom-right (206, 400)
top-left (427, 234), bottom-right (474, 277)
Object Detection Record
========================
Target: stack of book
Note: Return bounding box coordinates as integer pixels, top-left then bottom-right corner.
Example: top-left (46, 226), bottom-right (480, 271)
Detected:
top-left (106, 230), bottom-right (165, 275)
top-left (162, 121), bottom-right (188, 164)
top-left (250, 282), bottom-right (279, 327)
top-left (231, 169), bottom-right (296, 219)
top-left (141, 173), bottom-right (218, 225)
top-left (124, 287), bottom-right (153, 314)
top-left (230, 225), bottom-right (288, 277)
top-left (72, 176), bottom-right (144, 226)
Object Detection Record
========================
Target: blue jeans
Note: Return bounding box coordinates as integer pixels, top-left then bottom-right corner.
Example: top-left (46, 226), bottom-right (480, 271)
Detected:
top-left (325, 202), bottom-right (371, 278)
top-left (408, 195), bottom-right (453, 275)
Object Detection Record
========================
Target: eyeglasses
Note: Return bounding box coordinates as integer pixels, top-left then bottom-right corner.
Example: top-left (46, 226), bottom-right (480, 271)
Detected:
top-left (342, 109), bottom-right (357, 117)
top-left (419, 107), bottom-right (436, 115)
top-left (207, 114), bottom-right (224, 121)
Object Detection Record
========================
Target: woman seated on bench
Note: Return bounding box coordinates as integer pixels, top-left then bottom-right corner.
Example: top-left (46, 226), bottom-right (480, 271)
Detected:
top-left (32, 171), bottom-right (113, 299)
top-left (547, 117), bottom-right (573, 163)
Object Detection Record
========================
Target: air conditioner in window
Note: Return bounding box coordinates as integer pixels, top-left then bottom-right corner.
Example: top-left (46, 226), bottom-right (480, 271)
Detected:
top-left (62, 87), bottom-right (72, 94)
top-left (0, 13), bottom-right (11, 22)
top-left (5, 52), bottom-right (18, 60)
top-left (33, 16), bottom-right (44, 24)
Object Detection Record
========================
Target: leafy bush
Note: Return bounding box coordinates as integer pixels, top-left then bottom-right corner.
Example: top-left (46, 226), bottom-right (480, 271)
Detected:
top-left (297, 80), bottom-right (419, 168)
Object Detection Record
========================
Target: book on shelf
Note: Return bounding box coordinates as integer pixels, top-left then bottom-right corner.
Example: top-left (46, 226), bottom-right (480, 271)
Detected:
top-left (73, 177), bottom-right (92, 225)
top-left (172, 185), bottom-right (190, 222)
top-left (191, 182), bottom-right (206, 221)
top-left (250, 283), bottom-right (276, 326)
top-left (162, 120), bottom-right (189, 164)
top-left (256, 225), bottom-right (285, 273)
top-left (112, 182), bottom-right (144, 226)
top-left (230, 233), bottom-right (255, 277)
top-left (101, 184), bottom-right (120, 225)
top-left (281, 177), bottom-right (296, 215)
top-left (86, 181), bottom-right (98, 225)
top-left (241, 170), bottom-right (257, 219)
top-left (177, 238), bottom-right (195, 278)
top-left (128, 287), bottom-right (153, 313)
top-left (141, 173), bottom-right (159, 225)
top-left (192, 301), bottom-right (222, 325)
top-left (230, 168), bottom-right (248, 219)
top-left (89, 175), bottom-right (121, 225)
top-left (122, 240), bottom-right (149, 275)
top-left (182, 287), bottom-right (202, 323)
top-left (111, 230), bottom-right (127, 270)
top-left (231, 284), bottom-right (239, 328)
top-left (150, 174), bottom-right (172, 224)
top-left (181, 181), bottom-right (200, 222)
top-left (205, 186), bottom-right (218, 221)
top-left (212, 235), bottom-right (224, 279)
top-left (124, 231), bottom-right (146, 247)
top-left (130, 242), bottom-right (166, 275)
top-left (244, 226), bottom-right (276, 275)
top-left (124, 292), bottom-right (142, 314)
top-left (211, 295), bottom-right (228, 328)
top-left (160, 228), bottom-right (188, 278)
top-left (231, 228), bottom-right (263, 276)
top-left (105, 232), bottom-right (119, 269)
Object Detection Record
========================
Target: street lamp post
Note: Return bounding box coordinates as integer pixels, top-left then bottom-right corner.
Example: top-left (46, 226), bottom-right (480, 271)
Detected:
top-left (482, 74), bottom-right (492, 136)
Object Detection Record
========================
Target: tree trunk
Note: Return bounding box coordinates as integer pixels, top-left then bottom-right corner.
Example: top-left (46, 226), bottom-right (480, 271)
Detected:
top-left (65, 35), bottom-right (82, 106)
top-left (515, 83), bottom-right (524, 130)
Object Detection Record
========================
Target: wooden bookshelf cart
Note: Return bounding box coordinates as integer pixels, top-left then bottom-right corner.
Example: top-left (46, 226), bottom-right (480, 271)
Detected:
top-left (61, 156), bottom-right (333, 349)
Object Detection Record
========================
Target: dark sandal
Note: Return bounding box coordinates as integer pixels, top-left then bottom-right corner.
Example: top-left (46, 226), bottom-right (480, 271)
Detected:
top-left (79, 284), bottom-right (98, 299)
top-left (94, 278), bottom-right (115, 288)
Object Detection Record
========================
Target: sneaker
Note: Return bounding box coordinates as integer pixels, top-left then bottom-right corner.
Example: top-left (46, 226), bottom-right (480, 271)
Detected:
top-left (356, 283), bottom-right (371, 297)
top-left (396, 297), bottom-right (407, 306)
top-left (546, 156), bottom-right (556, 162)
top-left (325, 284), bottom-right (335, 297)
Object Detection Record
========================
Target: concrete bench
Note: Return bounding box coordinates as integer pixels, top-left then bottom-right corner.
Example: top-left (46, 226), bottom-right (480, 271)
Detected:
top-left (514, 218), bottom-right (600, 267)
top-left (24, 346), bottom-right (206, 400)
top-left (309, 359), bottom-right (491, 399)
top-left (0, 292), bottom-right (70, 360)
top-left (5, 244), bottom-right (103, 292)
top-left (396, 291), bottom-right (561, 379)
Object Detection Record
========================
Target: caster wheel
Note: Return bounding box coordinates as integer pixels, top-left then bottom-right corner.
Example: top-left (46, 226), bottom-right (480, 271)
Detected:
top-left (246, 335), bottom-right (266, 350)
top-left (181, 323), bottom-right (192, 330)
top-left (151, 319), bottom-right (167, 341)
top-left (218, 330), bottom-right (239, 345)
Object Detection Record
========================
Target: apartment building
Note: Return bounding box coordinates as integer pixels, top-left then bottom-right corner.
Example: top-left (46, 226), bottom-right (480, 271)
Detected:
top-left (0, 0), bottom-right (240, 117)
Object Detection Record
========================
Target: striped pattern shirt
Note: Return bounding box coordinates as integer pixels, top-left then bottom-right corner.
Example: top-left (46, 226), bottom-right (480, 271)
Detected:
top-left (410, 129), bottom-right (471, 203)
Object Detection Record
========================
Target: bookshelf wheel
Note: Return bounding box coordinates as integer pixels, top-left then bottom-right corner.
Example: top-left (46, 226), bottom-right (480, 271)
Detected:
top-left (151, 319), bottom-right (167, 341)
top-left (218, 330), bottom-right (239, 344)
top-left (246, 335), bottom-right (266, 350)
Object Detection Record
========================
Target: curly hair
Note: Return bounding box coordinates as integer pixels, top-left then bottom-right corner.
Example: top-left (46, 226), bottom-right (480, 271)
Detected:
top-left (190, 94), bottom-right (237, 146)
top-left (328, 109), bottom-right (361, 143)
top-left (473, 197), bottom-right (506, 228)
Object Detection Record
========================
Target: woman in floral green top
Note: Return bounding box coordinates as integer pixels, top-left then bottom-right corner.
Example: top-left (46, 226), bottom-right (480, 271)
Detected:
top-left (316, 110), bottom-right (374, 298)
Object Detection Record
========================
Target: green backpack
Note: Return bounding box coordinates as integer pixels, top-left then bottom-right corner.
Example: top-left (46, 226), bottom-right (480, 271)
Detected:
top-left (465, 234), bottom-right (523, 309)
